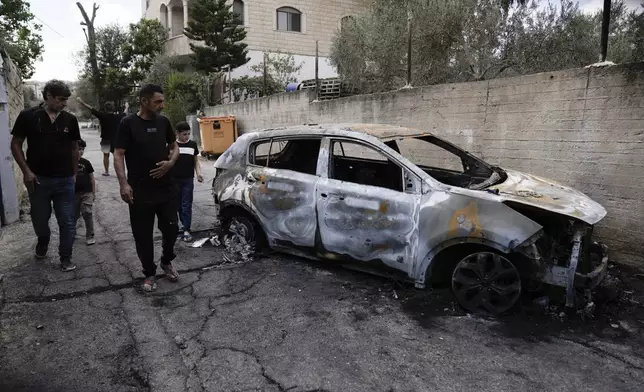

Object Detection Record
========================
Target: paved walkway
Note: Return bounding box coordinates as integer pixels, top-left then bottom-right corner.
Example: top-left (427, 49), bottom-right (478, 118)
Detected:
top-left (1, 129), bottom-right (643, 392)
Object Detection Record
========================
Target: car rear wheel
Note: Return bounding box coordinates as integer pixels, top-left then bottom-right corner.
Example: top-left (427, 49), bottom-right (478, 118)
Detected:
top-left (451, 251), bottom-right (521, 315)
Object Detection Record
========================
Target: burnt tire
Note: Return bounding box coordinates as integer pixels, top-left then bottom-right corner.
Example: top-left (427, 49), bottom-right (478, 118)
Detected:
top-left (451, 251), bottom-right (522, 315)
top-left (221, 215), bottom-right (265, 249)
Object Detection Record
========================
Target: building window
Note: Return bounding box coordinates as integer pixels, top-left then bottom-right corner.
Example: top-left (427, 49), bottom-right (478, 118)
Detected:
top-left (277, 7), bottom-right (301, 32)
top-left (232, 0), bottom-right (244, 24)
top-left (341, 15), bottom-right (355, 31)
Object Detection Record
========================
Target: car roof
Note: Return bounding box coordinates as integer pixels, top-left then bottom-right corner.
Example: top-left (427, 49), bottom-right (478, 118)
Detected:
top-left (246, 123), bottom-right (434, 142)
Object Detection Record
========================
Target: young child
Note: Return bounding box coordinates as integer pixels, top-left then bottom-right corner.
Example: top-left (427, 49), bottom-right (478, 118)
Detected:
top-left (174, 122), bottom-right (204, 242)
top-left (75, 139), bottom-right (96, 245)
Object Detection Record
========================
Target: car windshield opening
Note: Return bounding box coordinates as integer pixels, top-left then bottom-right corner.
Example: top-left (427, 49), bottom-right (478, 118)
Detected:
top-left (391, 136), bottom-right (501, 190)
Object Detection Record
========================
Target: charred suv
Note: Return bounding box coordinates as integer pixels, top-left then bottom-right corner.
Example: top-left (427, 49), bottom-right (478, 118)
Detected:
top-left (212, 124), bottom-right (608, 314)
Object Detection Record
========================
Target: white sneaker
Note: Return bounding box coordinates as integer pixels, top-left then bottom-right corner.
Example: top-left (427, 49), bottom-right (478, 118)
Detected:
top-left (86, 236), bottom-right (96, 246)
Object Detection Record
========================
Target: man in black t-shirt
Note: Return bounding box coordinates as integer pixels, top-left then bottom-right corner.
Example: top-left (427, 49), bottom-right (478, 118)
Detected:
top-left (173, 122), bottom-right (204, 242)
top-left (114, 84), bottom-right (181, 292)
top-left (10, 80), bottom-right (81, 272)
top-left (76, 97), bottom-right (128, 176)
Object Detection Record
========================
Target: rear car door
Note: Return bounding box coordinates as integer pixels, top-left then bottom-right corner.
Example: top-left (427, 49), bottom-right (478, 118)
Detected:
top-left (246, 137), bottom-right (322, 248)
top-left (316, 138), bottom-right (421, 273)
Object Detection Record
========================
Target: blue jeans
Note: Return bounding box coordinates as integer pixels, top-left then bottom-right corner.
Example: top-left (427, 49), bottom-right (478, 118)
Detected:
top-left (176, 177), bottom-right (194, 232)
top-left (29, 176), bottom-right (76, 260)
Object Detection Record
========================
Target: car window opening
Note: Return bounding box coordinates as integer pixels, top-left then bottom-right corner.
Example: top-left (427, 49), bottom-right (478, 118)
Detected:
top-left (330, 140), bottom-right (404, 192)
top-left (393, 136), bottom-right (503, 190)
top-left (251, 138), bottom-right (321, 176)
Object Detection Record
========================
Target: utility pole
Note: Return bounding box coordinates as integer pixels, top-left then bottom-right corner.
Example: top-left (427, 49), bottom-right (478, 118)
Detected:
top-left (315, 41), bottom-right (319, 94)
top-left (406, 7), bottom-right (413, 86)
top-left (263, 52), bottom-right (268, 97)
top-left (600, 0), bottom-right (612, 62)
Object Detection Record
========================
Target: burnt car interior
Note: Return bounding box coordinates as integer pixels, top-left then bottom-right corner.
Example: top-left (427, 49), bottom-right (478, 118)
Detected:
top-left (252, 138), bottom-right (321, 175)
top-left (330, 140), bottom-right (404, 192)
top-left (387, 136), bottom-right (502, 190)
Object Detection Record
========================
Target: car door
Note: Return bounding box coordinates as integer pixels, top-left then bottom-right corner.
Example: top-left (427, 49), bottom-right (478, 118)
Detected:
top-left (246, 137), bottom-right (321, 248)
top-left (316, 137), bottom-right (421, 274)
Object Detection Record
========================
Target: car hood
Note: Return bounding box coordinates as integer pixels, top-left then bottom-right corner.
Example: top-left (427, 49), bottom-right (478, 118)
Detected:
top-left (489, 169), bottom-right (607, 225)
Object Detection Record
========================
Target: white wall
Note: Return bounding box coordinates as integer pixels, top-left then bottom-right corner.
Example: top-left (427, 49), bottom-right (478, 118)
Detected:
top-left (231, 50), bottom-right (337, 81)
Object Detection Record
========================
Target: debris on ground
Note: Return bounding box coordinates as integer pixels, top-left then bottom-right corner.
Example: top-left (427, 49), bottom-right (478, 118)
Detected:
top-left (36, 325), bottom-right (43, 330)
top-left (174, 335), bottom-right (187, 349)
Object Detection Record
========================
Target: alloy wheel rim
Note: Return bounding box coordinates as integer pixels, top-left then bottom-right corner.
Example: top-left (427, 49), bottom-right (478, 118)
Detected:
top-left (452, 252), bottom-right (521, 315)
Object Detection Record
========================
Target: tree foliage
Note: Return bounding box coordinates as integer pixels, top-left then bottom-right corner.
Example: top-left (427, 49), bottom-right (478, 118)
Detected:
top-left (79, 19), bottom-right (167, 106)
top-left (331, 0), bottom-right (644, 93)
top-left (232, 52), bottom-right (304, 101)
top-left (184, 0), bottom-right (249, 73)
top-left (0, 0), bottom-right (43, 79)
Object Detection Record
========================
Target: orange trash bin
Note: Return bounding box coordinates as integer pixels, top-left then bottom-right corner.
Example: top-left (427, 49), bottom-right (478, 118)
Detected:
top-left (199, 116), bottom-right (238, 159)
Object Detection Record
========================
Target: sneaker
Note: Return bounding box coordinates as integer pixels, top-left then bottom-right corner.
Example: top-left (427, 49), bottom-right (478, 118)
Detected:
top-left (35, 239), bottom-right (49, 259)
top-left (60, 259), bottom-right (77, 272)
top-left (182, 231), bottom-right (193, 242)
top-left (142, 276), bottom-right (157, 292)
top-left (86, 236), bottom-right (96, 246)
top-left (102, 172), bottom-right (110, 176)
top-left (161, 263), bottom-right (179, 282)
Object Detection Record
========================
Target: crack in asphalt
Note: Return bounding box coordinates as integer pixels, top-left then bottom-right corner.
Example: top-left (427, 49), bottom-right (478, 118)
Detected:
top-left (116, 291), bottom-right (152, 391)
top-left (5, 263), bottom-right (253, 304)
top-left (555, 336), bottom-right (644, 370)
top-left (208, 346), bottom-right (293, 392)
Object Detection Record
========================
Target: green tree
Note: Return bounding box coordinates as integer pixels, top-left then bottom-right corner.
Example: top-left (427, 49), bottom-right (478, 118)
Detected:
top-left (249, 51), bottom-right (303, 88)
top-left (79, 19), bottom-right (167, 107)
top-left (232, 52), bottom-right (303, 100)
top-left (122, 19), bottom-right (167, 83)
top-left (163, 72), bottom-right (200, 126)
top-left (0, 0), bottom-right (43, 79)
top-left (184, 0), bottom-right (249, 73)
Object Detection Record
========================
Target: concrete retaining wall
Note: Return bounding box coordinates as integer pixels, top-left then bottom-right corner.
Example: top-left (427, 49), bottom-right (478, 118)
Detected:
top-left (0, 50), bottom-right (25, 225)
top-left (205, 63), bottom-right (644, 265)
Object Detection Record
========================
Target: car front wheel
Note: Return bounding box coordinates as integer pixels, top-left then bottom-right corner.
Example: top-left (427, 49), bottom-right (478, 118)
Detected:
top-left (451, 251), bottom-right (522, 315)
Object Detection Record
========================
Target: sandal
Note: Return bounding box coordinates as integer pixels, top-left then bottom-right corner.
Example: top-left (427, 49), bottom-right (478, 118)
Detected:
top-left (161, 264), bottom-right (179, 282)
top-left (142, 277), bottom-right (157, 292)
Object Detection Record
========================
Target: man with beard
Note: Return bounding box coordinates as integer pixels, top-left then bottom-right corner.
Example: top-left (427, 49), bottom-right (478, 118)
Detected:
top-left (113, 84), bottom-right (180, 292)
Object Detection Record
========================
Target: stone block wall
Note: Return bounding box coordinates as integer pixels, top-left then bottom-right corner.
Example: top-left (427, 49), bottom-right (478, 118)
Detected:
top-left (205, 63), bottom-right (644, 266)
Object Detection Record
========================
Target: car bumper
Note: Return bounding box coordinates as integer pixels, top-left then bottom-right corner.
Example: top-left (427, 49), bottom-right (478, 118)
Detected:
top-left (573, 242), bottom-right (609, 290)
top-left (541, 240), bottom-right (609, 306)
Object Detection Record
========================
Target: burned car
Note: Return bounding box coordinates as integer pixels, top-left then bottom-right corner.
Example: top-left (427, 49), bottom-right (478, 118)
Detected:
top-left (212, 124), bottom-right (608, 314)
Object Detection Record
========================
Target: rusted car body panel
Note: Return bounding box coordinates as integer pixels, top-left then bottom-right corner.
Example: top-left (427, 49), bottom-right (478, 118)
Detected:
top-left (212, 124), bottom-right (608, 305)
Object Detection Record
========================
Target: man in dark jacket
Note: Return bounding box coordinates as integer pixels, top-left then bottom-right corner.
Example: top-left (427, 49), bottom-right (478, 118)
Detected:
top-left (76, 97), bottom-right (128, 176)
top-left (10, 80), bottom-right (81, 271)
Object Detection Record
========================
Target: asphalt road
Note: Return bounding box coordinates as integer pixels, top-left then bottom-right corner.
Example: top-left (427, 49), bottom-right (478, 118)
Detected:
top-left (1, 129), bottom-right (643, 392)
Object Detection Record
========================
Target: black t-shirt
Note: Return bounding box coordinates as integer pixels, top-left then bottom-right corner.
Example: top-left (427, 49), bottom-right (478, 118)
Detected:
top-left (75, 157), bottom-right (94, 193)
top-left (115, 113), bottom-right (178, 203)
top-left (91, 109), bottom-right (125, 144)
top-left (173, 140), bottom-right (199, 178)
top-left (11, 105), bottom-right (82, 177)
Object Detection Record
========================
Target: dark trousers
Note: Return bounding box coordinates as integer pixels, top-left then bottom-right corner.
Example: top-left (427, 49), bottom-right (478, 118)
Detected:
top-left (29, 176), bottom-right (76, 260)
top-left (176, 177), bottom-right (194, 232)
top-left (128, 196), bottom-right (179, 277)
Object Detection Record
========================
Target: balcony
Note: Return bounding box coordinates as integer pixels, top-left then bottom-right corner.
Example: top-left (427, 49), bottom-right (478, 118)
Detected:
top-left (164, 34), bottom-right (192, 56)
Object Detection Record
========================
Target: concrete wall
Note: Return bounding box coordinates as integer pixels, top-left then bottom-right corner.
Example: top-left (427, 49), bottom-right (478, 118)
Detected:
top-left (204, 63), bottom-right (644, 266)
top-left (0, 49), bottom-right (25, 225)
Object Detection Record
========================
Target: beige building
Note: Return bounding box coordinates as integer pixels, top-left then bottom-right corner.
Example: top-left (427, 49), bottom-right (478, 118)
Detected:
top-left (142, 0), bottom-right (371, 81)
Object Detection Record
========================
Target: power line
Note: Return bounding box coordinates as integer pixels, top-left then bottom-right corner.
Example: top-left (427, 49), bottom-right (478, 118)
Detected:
top-left (33, 14), bottom-right (74, 45)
